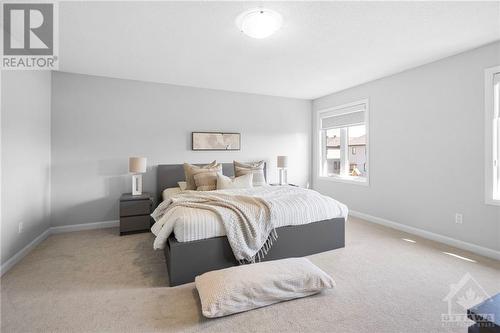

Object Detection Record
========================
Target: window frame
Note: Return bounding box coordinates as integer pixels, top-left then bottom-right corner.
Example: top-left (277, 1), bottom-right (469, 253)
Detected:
top-left (316, 98), bottom-right (370, 186)
top-left (485, 66), bottom-right (500, 206)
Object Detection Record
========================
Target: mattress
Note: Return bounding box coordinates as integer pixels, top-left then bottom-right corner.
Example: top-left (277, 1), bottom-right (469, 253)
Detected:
top-left (152, 186), bottom-right (348, 244)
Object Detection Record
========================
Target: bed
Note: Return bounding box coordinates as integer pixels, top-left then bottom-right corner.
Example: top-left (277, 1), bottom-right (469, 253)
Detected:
top-left (154, 163), bottom-right (346, 286)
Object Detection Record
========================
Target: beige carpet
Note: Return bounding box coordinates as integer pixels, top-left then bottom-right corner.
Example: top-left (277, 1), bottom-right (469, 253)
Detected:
top-left (1, 217), bottom-right (499, 333)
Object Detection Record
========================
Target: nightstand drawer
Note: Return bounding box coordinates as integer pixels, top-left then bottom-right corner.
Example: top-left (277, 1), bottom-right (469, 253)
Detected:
top-left (120, 199), bottom-right (151, 217)
top-left (120, 215), bottom-right (151, 233)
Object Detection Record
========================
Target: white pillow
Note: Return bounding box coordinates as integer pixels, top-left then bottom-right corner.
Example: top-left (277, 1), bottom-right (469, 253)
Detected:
top-left (162, 187), bottom-right (182, 201)
top-left (216, 173), bottom-right (253, 190)
top-left (195, 258), bottom-right (335, 318)
top-left (233, 160), bottom-right (266, 187)
top-left (177, 181), bottom-right (187, 191)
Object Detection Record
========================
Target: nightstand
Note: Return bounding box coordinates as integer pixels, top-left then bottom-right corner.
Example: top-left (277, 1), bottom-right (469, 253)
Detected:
top-left (119, 192), bottom-right (154, 235)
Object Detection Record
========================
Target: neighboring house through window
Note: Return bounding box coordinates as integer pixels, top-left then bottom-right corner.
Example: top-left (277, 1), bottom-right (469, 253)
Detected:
top-left (318, 99), bottom-right (369, 185)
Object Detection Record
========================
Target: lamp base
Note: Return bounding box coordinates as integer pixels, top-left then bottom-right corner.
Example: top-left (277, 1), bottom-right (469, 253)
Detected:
top-left (132, 174), bottom-right (143, 195)
top-left (278, 168), bottom-right (288, 185)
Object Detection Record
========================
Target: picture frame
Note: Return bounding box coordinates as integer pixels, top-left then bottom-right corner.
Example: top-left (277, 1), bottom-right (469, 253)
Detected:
top-left (191, 132), bottom-right (241, 151)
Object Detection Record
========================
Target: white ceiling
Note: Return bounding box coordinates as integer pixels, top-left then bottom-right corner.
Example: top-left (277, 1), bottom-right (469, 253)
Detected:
top-left (59, 1), bottom-right (500, 99)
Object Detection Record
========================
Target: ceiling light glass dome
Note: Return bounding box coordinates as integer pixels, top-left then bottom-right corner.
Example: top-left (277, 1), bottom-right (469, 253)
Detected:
top-left (236, 8), bottom-right (283, 39)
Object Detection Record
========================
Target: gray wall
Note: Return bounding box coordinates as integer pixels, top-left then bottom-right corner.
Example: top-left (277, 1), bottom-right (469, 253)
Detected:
top-left (51, 72), bottom-right (311, 226)
top-left (1, 71), bottom-right (52, 264)
top-left (313, 41), bottom-right (500, 251)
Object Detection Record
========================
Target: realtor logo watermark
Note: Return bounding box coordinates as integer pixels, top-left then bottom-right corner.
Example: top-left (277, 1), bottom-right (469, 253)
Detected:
top-left (441, 273), bottom-right (495, 328)
top-left (2, 2), bottom-right (58, 69)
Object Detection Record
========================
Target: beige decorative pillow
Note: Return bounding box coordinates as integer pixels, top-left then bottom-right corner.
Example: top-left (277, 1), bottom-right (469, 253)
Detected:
top-left (217, 173), bottom-right (253, 190)
top-left (194, 171), bottom-right (219, 191)
top-left (177, 181), bottom-right (187, 191)
top-left (234, 160), bottom-right (266, 186)
top-left (183, 161), bottom-right (218, 190)
top-left (195, 257), bottom-right (335, 318)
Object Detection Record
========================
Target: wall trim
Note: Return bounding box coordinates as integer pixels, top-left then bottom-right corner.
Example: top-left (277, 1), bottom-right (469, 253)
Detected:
top-left (0, 228), bottom-right (51, 276)
top-left (350, 210), bottom-right (500, 261)
top-left (1, 220), bottom-right (120, 276)
top-left (3, 213), bottom-right (498, 277)
top-left (50, 220), bottom-right (119, 234)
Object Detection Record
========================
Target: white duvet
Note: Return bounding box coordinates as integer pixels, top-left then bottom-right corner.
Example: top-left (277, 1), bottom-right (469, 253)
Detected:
top-left (151, 185), bottom-right (348, 249)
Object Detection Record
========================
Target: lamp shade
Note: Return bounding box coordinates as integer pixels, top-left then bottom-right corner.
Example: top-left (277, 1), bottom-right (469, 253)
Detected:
top-left (277, 156), bottom-right (288, 168)
top-left (129, 157), bottom-right (147, 173)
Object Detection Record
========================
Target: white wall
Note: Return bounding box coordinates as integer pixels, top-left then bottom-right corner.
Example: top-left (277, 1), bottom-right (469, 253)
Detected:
top-left (51, 72), bottom-right (311, 226)
top-left (1, 71), bottom-right (52, 265)
top-left (313, 42), bottom-right (500, 251)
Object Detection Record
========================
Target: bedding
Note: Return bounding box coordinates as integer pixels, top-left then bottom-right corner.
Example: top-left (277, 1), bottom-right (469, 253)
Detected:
top-left (162, 187), bottom-right (183, 201)
top-left (154, 189), bottom-right (276, 262)
top-left (194, 171), bottom-right (219, 191)
top-left (151, 186), bottom-right (348, 249)
top-left (195, 257), bottom-right (335, 318)
top-left (183, 161), bottom-right (220, 190)
top-left (216, 173), bottom-right (253, 190)
top-left (234, 160), bottom-right (266, 186)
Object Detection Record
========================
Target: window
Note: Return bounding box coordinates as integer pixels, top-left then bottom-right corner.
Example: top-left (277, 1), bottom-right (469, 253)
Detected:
top-left (485, 66), bottom-right (500, 205)
top-left (318, 99), bottom-right (369, 185)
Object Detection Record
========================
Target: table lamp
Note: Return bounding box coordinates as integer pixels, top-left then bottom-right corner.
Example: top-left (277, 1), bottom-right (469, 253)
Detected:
top-left (277, 155), bottom-right (288, 185)
top-left (129, 157), bottom-right (147, 195)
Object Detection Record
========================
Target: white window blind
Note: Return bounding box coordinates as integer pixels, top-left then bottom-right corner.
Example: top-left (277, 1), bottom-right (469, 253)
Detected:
top-left (320, 103), bottom-right (366, 130)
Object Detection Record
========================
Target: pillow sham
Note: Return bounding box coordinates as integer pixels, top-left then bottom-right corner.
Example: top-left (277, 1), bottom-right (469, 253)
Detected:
top-left (177, 181), bottom-right (187, 191)
top-left (234, 160), bottom-right (266, 186)
top-left (216, 173), bottom-right (253, 190)
top-left (195, 257), bottom-right (335, 318)
top-left (194, 171), bottom-right (219, 191)
top-left (183, 161), bottom-right (219, 190)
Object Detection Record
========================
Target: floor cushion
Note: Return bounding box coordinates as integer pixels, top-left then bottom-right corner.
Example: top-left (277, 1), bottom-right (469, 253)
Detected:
top-left (195, 257), bottom-right (335, 318)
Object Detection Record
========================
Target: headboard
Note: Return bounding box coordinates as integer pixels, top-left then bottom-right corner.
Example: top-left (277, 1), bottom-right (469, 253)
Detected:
top-left (157, 163), bottom-right (267, 202)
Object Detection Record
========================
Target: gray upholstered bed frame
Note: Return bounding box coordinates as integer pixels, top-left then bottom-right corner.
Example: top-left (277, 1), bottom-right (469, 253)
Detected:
top-left (157, 163), bottom-right (346, 286)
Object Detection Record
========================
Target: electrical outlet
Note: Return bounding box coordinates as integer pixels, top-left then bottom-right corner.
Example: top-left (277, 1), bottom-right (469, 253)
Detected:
top-left (18, 222), bottom-right (24, 233)
top-left (455, 213), bottom-right (463, 224)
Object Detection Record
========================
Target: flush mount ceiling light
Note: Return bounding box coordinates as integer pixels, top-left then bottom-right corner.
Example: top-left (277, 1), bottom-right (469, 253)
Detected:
top-left (236, 8), bottom-right (283, 39)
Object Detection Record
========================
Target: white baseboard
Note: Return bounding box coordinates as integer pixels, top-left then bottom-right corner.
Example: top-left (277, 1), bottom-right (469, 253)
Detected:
top-left (349, 210), bottom-right (500, 261)
top-left (0, 228), bottom-right (51, 276)
top-left (51, 220), bottom-right (119, 234)
top-left (1, 220), bottom-right (119, 276)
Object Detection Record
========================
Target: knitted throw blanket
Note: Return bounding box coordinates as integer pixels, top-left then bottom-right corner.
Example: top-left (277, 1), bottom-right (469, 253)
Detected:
top-left (152, 192), bottom-right (277, 263)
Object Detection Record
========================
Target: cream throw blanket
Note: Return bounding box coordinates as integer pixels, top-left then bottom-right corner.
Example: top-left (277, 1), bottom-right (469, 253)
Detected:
top-left (151, 191), bottom-right (277, 263)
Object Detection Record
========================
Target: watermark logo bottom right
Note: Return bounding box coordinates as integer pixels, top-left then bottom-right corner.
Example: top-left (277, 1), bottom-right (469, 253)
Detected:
top-left (442, 272), bottom-right (494, 328)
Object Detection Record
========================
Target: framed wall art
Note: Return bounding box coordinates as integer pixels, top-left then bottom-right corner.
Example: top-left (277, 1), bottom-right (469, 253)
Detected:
top-left (191, 132), bottom-right (241, 151)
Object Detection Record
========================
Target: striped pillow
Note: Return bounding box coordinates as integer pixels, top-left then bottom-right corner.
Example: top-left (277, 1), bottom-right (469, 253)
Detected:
top-left (183, 161), bottom-right (218, 190)
top-left (234, 160), bottom-right (266, 186)
top-left (194, 171), bottom-right (220, 191)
